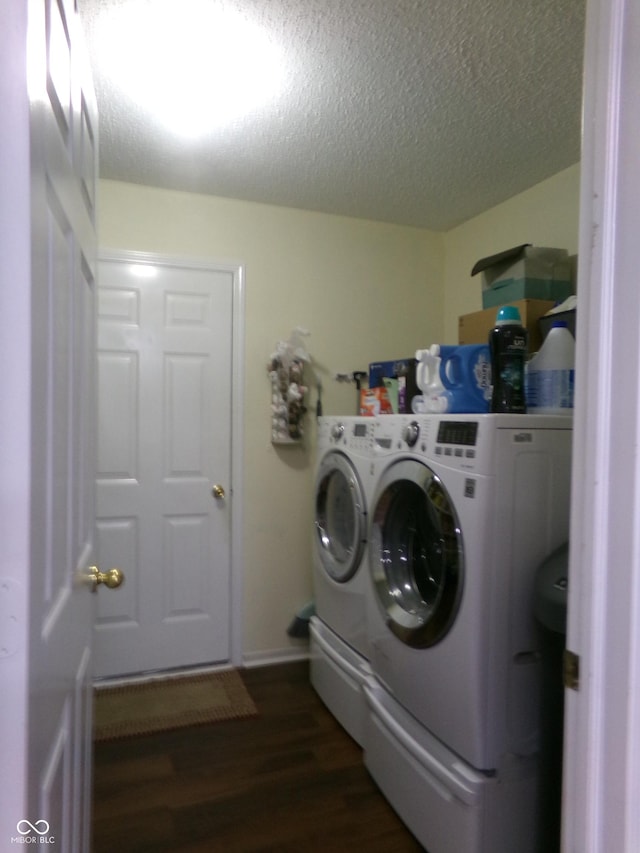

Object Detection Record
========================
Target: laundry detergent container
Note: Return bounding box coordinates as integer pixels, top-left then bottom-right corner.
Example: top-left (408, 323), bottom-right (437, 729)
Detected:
top-left (413, 344), bottom-right (491, 414)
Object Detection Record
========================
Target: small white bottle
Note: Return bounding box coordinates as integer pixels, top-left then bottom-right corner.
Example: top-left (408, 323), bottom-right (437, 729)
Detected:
top-left (527, 321), bottom-right (575, 414)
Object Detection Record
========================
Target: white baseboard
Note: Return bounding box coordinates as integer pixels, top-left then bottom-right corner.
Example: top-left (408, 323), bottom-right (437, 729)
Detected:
top-left (93, 645), bottom-right (311, 687)
top-left (93, 661), bottom-right (236, 689)
top-left (242, 645), bottom-right (310, 669)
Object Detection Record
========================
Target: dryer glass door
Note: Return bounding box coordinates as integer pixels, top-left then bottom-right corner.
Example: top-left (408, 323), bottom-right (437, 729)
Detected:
top-left (370, 458), bottom-right (463, 647)
top-left (315, 452), bottom-right (367, 582)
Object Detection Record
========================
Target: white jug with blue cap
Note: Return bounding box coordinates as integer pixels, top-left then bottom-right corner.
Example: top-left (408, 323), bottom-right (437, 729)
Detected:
top-left (527, 321), bottom-right (575, 413)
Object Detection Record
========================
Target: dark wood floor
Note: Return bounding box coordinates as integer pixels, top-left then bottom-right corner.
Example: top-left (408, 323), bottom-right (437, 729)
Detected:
top-left (92, 660), bottom-right (425, 852)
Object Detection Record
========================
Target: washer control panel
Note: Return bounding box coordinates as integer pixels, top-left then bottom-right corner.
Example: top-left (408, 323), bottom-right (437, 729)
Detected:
top-left (327, 417), bottom-right (374, 454)
top-left (402, 420), bottom-right (420, 447)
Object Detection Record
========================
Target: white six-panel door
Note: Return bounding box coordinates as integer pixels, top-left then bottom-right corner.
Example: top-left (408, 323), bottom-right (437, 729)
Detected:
top-left (0, 1), bottom-right (98, 849)
top-left (94, 254), bottom-right (236, 678)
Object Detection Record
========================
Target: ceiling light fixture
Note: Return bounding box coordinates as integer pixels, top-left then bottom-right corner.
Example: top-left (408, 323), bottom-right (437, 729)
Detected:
top-left (96, 0), bottom-right (284, 137)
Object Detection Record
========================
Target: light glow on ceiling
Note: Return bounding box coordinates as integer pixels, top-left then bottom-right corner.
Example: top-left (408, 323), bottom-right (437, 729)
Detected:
top-left (96, 0), bottom-right (284, 137)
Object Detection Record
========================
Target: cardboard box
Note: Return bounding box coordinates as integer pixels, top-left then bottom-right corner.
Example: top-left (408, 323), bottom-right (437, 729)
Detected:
top-left (458, 299), bottom-right (555, 354)
top-left (471, 245), bottom-right (572, 309)
top-left (481, 278), bottom-right (573, 309)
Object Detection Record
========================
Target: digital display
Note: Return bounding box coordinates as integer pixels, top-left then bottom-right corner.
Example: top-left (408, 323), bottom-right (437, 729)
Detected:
top-left (437, 421), bottom-right (478, 447)
top-left (353, 423), bottom-right (368, 437)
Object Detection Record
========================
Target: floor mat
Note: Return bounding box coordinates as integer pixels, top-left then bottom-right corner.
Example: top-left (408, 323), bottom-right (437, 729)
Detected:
top-left (93, 669), bottom-right (258, 741)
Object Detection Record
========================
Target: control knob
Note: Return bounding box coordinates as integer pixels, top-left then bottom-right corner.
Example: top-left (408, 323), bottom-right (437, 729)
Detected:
top-left (402, 420), bottom-right (420, 447)
top-left (330, 423), bottom-right (345, 441)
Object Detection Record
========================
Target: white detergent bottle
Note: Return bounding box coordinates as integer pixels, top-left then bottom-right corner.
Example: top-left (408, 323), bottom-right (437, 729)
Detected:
top-left (413, 346), bottom-right (452, 413)
top-left (527, 321), bottom-right (575, 414)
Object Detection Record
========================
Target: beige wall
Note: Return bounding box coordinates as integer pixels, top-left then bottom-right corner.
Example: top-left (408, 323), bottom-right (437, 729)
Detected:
top-left (97, 179), bottom-right (445, 662)
top-left (442, 163), bottom-right (581, 341)
top-left (97, 168), bottom-right (581, 662)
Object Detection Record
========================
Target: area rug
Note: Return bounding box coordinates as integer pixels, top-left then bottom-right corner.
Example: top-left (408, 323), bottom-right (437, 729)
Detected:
top-left (93, 669), bottom-right (258, 742)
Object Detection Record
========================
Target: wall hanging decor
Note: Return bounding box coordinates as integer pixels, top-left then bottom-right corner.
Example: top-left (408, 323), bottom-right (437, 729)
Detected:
top-left (268, 328), bottom-right (312, 444)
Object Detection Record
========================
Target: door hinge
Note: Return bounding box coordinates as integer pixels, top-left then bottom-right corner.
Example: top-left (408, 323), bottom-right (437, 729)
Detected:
top-left (563, 649), bottom-right (580, 691)
top-left (0, 577), bottom-right (21, 659)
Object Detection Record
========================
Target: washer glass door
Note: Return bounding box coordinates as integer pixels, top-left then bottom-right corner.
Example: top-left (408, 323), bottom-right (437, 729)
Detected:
top-left (370, 458), bottom-right (464, 647)
top-left (314, 452), bottom-right (367, 582)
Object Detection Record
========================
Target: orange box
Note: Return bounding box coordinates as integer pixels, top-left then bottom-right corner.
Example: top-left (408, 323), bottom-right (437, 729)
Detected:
top-left (360, 387), bottom-right (394, 416)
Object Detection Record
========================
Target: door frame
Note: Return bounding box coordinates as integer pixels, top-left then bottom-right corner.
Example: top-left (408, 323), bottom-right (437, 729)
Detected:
top-left (0, 4), bottom-right (30, 840)
top-left (563, 0), bottom-right (640, 848)
top-left (99, 248), bottom-right (246, 668)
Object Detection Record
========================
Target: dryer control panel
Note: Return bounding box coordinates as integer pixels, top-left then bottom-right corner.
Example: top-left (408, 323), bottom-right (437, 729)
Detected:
top-left (418, 413), bottom-right (572, 476)
top-left (367, 413), bottom-right (573, 476)
top-left (432, 420), bottom-right (479, 465)
top-left (436, 420), bottom-right (478, 447)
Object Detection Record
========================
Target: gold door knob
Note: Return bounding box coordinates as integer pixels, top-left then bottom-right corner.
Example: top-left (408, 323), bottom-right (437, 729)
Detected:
top-left (87, 566), bottom-right (125, 593)
top-left (212, 484), bottom-right (225, 499)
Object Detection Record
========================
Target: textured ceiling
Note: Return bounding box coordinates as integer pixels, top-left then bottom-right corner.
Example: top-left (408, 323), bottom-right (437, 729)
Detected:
top-left (77, 0), bottom-right (586, 231)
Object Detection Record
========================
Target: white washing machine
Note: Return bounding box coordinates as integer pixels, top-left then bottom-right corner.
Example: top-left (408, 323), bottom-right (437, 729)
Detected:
top-left (363, 413), bottom-right (572, 853)
top-left (310, 415), bottom-right (375, 745)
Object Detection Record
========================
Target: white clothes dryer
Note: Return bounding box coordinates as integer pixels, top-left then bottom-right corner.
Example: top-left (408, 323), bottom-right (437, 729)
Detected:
top-left (310, 416), bottom-right (375, 745)
top-left (363, 413), bottom-right (573, 853)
